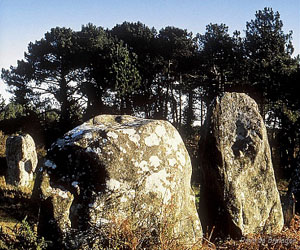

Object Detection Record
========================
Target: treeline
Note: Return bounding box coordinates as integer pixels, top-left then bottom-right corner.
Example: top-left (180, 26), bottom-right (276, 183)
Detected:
top-left (1, 7), bottom-right (300, 178)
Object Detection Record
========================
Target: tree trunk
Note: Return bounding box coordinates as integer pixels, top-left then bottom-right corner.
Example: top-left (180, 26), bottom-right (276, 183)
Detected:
top-left (59, 75), bottom-right (71, 131)
top-left (186, 87), bottom-right (194, 128)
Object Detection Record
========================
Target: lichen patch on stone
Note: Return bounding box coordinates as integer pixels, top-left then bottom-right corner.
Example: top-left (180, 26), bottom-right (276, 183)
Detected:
top-left (149, 155), bottom-right (161, 169)
top-left (145, 133), bottom-right (160, 147)
top-left (106, 178), bottom-right (122, 190)
top-left (137, 160), bottom-right (149, 173)
top-left (119, 146), bottom-right (126, 154)
top-left (166, 131), bottom-right (182, 151)
top-left (120, 128), bottom-right (141, 145)
top-left (168, 158), bottom-right (177, 167)
top-left (86, 147), bottom-right (102, 155)
top-left (176, 151), bottom-right (186, 166)
top-left (144, 169), bottom-right (171, 204)
top-left (155, 125), bottom-right (166, 137)
top-left (107, 131), bottom-right (118, 139)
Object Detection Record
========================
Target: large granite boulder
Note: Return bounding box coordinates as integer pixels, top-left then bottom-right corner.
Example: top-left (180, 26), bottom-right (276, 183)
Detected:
top-left (5, 134), bottom-right (38, 187)
top-left (198, 92), bottom-right (284, 238)
top-left (41, 115), bottom-right (202, 247)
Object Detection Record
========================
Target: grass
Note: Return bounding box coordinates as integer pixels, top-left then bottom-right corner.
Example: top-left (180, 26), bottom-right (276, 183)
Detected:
top-left (64, 194), bottom-right (204, 250)
top-left (0, 212), bottom-right (299, 249)
top-left (0, 209), bottom-right (20, 235)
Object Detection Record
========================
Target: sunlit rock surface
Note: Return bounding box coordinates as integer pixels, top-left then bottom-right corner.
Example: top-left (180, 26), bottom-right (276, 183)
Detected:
top-left (5, 134), bottom-right (38, 187)
top-left (42, 115), bottom-right (202, 246)
top-left (198, 92), bottom-right (284, 238)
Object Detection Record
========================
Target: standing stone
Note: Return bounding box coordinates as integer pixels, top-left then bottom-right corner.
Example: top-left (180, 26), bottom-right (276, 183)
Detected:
top-left (198, 92), bottom-right (284, 238)
top-left (38, 170), bottom-right (74, 245)
top-left (5, 134), bottom-right (38, 187)
top-left (43, 115), bottom-right (202, 247)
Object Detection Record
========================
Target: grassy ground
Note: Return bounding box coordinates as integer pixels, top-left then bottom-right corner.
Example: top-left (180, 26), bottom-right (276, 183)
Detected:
top-left (210, 214), bottom-right (300, 250)
top-left (0, 209), bottom-right (20, 235)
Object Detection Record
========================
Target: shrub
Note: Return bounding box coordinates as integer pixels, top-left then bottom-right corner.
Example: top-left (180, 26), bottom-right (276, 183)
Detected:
top-left (0, 216), bottom-right (48, 250)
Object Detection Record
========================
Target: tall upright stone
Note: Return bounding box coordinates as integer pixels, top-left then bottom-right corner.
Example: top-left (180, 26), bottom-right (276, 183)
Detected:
top-left (6, 134), bottom-right (38, 187)
top-left (198, 92), bottom-right (284, 238)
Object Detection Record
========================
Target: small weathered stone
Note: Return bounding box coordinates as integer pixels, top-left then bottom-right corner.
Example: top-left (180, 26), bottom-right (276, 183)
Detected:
top-left (198, 92), bottom-right (284, 238)
top-left (43, 115), bottom-right (202, 246)
top-left (40, 172), bottom-right (74, 238)
top-left (5, 134), bottom-right (38, 187)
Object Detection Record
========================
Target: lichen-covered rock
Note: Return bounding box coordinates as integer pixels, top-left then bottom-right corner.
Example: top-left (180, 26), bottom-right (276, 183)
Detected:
top-left (43, 115), bottom-right (202, 246)
top-left (5, 134), bottom-right (38, 187)
top-left (40, 170), bottom-right (74, 232)
top-left (198, 92), bottom-right (284, 238)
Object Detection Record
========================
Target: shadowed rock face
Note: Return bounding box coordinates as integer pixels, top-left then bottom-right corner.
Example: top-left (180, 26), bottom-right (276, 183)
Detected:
top-left (41, 115), bottom-right (202, 246)
top-left (5, 134), bottom-right (37, 187)
top-left (198, 92), bottom-right (284, 238)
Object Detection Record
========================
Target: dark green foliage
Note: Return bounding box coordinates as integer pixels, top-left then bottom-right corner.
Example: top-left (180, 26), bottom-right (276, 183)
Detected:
top-left (0, 95), bottom-right (5, 112)
top-left (0, 102), bottom-right (26, 121)
top-left (75, 23), bottom-right (141, 117)
top-left (196, 23), bottom-right (242, 103)
top-left (244, 7), bottom-right (297, 111)
top-left (1, 25), bottom-right (141, 137)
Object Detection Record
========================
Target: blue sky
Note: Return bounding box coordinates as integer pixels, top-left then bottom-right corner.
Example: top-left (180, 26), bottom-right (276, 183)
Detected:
top-left (0, 0), bottom-right (299, 100)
